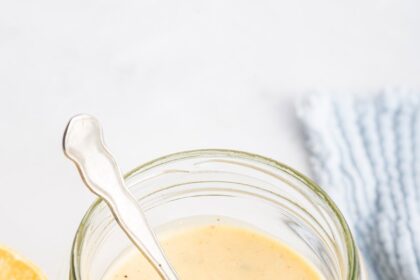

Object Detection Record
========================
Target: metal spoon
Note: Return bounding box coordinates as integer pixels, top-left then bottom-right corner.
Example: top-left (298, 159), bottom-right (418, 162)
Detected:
top-left (63, 114), bottom-right (178, 280)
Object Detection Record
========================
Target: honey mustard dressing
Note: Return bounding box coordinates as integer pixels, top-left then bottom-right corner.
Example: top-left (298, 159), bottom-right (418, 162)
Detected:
top-left (103, 223), bottom-right (323, 280)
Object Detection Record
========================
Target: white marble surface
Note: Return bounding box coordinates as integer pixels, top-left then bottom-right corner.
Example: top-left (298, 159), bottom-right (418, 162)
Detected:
top-left (0, 0), bottom-right (419, 278)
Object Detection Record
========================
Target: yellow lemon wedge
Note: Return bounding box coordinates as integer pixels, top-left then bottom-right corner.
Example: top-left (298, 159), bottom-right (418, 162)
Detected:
top-left (0, 245), bottom-right (46, 280)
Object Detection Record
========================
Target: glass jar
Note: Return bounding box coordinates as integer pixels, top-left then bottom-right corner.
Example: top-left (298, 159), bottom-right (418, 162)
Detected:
top-left (69, 149), bottom-right (367, 280)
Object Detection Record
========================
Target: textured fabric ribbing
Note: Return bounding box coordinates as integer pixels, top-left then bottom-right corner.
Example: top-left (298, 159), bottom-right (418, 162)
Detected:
top-left (297, 92), bottom-right (420, 280)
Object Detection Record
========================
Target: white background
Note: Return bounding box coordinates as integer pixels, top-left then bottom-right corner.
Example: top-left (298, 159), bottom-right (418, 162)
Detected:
top-left (0, 0), bottom-right (419, 278)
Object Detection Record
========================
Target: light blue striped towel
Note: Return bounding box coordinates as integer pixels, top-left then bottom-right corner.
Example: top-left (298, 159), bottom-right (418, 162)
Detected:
top-left (296, 91), bottom-right (420, 280)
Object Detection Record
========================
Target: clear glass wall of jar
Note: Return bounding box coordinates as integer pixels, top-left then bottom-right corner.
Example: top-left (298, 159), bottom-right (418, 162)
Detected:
top-left (68, 149), bottom-right (367, 280)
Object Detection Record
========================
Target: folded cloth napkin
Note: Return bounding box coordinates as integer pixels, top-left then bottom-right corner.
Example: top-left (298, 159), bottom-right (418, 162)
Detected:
top-left (296, 91), bottom-right (420, 280)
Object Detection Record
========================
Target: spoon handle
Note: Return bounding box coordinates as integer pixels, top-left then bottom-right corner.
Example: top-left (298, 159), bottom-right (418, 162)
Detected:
top-left (63, 114), bottom-right (178, 280)
top-left (108, 188), bottom-right (178, 280)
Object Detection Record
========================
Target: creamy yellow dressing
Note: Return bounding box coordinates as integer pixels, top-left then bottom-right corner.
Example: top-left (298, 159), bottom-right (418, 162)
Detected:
top-left (103, 223), bottom-right (322, 280)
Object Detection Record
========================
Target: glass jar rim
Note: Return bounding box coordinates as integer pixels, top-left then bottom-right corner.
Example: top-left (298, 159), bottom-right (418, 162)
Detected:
top-left (70, 149), bottom-right (360, 280)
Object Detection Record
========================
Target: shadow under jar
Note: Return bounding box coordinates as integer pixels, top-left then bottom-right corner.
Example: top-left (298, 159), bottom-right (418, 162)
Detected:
top-left (69, 149), bottom-right (367, 280)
